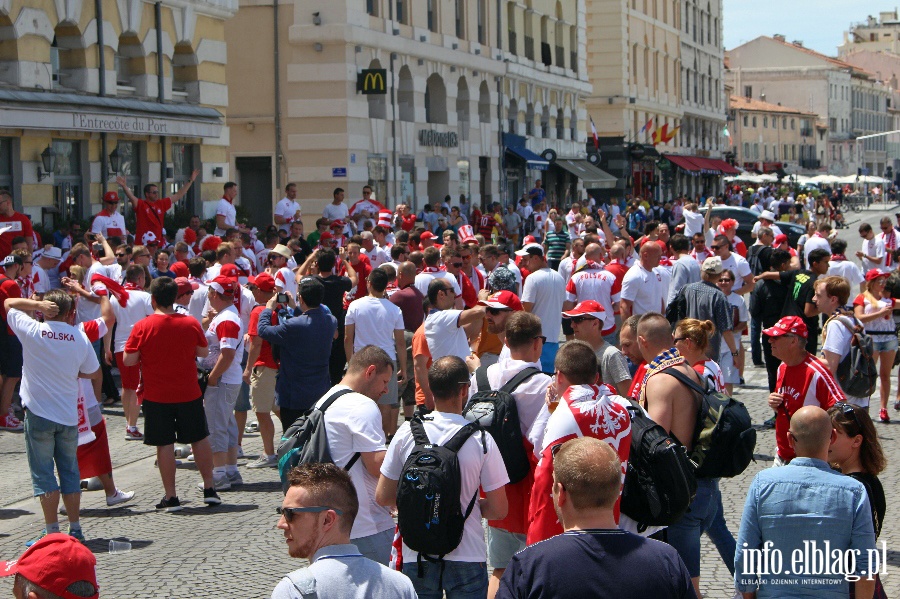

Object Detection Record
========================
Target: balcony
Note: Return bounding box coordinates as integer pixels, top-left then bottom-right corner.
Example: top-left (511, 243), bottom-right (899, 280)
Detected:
top-left (799, 128), bottom-right (813, 137)
top-left (798, 159), bottom-right (820, 169)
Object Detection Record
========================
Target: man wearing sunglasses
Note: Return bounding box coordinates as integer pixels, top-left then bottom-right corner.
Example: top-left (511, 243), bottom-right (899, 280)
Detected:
top-left (90, 191), bottom-right (127, 239)
top-left (274, 463), bottom-right (416, 599)
top-left (710, 234), bottom-right (753, 295)
top-left (117, 171), bottom-right (198, 249)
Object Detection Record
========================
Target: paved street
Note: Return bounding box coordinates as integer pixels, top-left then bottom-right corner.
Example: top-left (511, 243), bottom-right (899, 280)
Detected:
top-left (0, 201), bottom-right (898, 598)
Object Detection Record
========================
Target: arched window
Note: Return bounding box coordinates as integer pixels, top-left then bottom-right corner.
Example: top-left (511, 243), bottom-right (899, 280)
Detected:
top-left (508, 98), bottom-right (519, 133)
top-left (172, 43), bottom-right (199, 103)
top-left (525, 103), bottom-right (535, 136)
top-left (115, 34), bottom-right (145, 94)
top-left (398, 65), bottom-right (414, 122)
top-left (541, 105), bottom-right (550, 138)
top-left (456, 77), bottom-right (470, 126)
top-left (478, 81), bottom-right (491, 123)
top-left (52, 25), bottom-right (89, 92)
top-left (367, 59), bottom-right (387, 119)
top-left (556, 108), bottom-right (565, 139)
top-left (540, 16), bottom-right (551, 66)
top-left (425, 74), bottom-right (447, 124)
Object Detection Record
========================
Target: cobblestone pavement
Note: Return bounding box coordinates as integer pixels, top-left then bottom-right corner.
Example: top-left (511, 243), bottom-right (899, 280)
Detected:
top-left (1, 202), bottom-right (899, 598)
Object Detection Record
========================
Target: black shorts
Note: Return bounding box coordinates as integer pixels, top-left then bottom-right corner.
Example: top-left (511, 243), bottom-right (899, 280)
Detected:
top-left (142, 398), bottom-right (209, 447)
top-left (0, 334), bottom-right (23, 378)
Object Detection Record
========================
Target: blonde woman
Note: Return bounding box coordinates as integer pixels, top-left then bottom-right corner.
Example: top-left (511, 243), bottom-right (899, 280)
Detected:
top-left (673, 318), bottom-right (727, 393)
top-left (853, 270), bottom-right (897, 423)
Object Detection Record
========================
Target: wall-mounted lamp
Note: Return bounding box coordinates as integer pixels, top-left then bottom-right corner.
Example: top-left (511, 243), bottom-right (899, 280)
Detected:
top-left (213, 166), bottom-right (224, 177)
top-left (108, 146), bottom-right (122, 176)
top-left (37, 146), bottom-right (56, 181)
top-left (312, 11), bottom-right (321, 25)
top-left (313, 42), bottom-right (324, 52)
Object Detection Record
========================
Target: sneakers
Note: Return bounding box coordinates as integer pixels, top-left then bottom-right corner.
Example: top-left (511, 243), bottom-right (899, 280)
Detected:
top-left (155, 496), bottom-right (183, 512)
top-left (197, 476), bottom-right (231, 492)
top-left (237, 446), bottom-right (245, 458)
top-left (226, 471), bottom-right (244, 486)
top-left (880, 408), bottom-right (890, 423)
top-left (894, 400), bottom-right (900, 412)
top-left (0, 414), bottom-right (23, 431)
top-left (68, 527), bottom-right (85, 543)
top-left (106, 489), bottom-right (135, 507)
top-left (247, 454), bottom-right (278, 469)
top-left (203, 487), bottom-right (222, 505)
top-left (25, 530), bottom-right (48, 547)
top-left (125, 427), bottom-right (144, 441)
top-left (762, 416), bottom-right (777, 429)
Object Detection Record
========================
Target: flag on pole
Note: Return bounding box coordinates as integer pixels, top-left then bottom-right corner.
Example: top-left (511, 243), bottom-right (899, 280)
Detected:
top-left (590, 117), bottom-right (600, 152)
top-left (663, 125), bottom-right (680, 144)
top-left (723, 125), bottom-right (732, 146)
top-left (640, 117), bottom-right (654, 134)
top-left (652, 124), bottom-right (668, 145)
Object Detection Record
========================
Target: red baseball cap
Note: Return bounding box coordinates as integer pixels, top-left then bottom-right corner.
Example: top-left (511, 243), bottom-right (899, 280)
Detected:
top-left (102, 191), bottom-right (119, 203)
top-left (170, 261), bottom-right (189, 278)
top-left (562, 299), bottom-right (606, 320)
top-left (219, 264), bottom-right (241, 279)
top-left (865, 268), bottom-right (889, 282)
top-left (174, 276), bottom-right (199, 296)
top-left (774, 234), bottom-right (788, 245)
top-left (478, 290), bottom-right (523, 311)
top-left (523, 235), bottom-right (537, 244)
top-left (0, 533), bottom-right (98, 599)
top-left (206, 275), bottom-right (236, 295)
top-left (330, 220), bottom-right (345, 229)
top-left (248, 272), bottom-right (276, 292)
top-left (762, 315), bottom-right (808, 339)
top-left (420, 231), bottom-right (436, 240)
top-left (319, 231), bottom-right (334, 242)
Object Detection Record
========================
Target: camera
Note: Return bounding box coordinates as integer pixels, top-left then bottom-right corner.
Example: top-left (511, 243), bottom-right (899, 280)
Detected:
top-left (277, 292), bottom-right (289, 304)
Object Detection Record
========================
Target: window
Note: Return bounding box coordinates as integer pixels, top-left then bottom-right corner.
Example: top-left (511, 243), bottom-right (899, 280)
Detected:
top-left (396, 0), bottom-right (408, 24)
top-left (556, 108), bottom-right (565, 139)
top-left (366, 0), bottom-right (378, 16)
top-left (772, 117), bottom-right (776, 129)
top-left (457, 78), bottom-right (470, 131)
top-left (752, 116), bottom-right (756, 127)
top-left (0, 138), bottom-right (11, 191)
top-left (525, 103), bottom-right (534, 136)
top-left (742, 142), bottom-right (749, 160)
top-left (428, 0), bottom-right (438, 32)
top-left (508, 99), bottom-right (518, 133)
top-left (570, 111), bottom-right (577, 141)
top-left (541, 105), bottom-right (550, 138)
top-left (425, 74), bottom-right (448, 124)
top-left (507, 4), bottom-right (517, 54)
top-left (782, 117), bottom-right (787, 129)
top-left (478, 81), bottom-right (491, 124)
top-left (456, 0), bottom-right (465, 39)
top-left (458, 159), bottom-right (470, 197)
top-left (743, 85), bottom-right (752, 99)
top-left (477, 0), bottom-right (486, 44)
top-left (398, 66), bottom-right (414, 122)
top-left (743, 115), bottom-right (747, 126)
top-left (763, 116), bottom-right (767, 128)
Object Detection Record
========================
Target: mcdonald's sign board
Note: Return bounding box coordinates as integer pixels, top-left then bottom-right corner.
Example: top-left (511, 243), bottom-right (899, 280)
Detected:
top-left (357, 69), bottom-right (387, 95)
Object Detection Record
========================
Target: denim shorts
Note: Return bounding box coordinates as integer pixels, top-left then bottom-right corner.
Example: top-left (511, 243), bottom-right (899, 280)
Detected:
top-left (402, 560), bottom-right (488, 599)
top-left (24, 411), bottom-right (81, 496)
top-left (872, 336), bottom-right (898, 353)
top-left (376, 360), bottom-right (400, 407)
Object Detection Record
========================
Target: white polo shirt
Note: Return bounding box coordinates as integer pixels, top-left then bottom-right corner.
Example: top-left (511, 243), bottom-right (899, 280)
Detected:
top-left (215, 198), bottom-right (237, 236)
top-left (110, 289), bottom-right (154, 353)
top-left (620, 263), bottom-right (669, 316)
top-left (424, 309), bottom-right (470, 360)
top-left (345, 296), bottom-right (404, 359)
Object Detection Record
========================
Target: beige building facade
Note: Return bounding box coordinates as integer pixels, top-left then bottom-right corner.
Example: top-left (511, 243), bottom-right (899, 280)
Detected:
top-left (839, 11), bottom-right (900, 56)
top-left (0, 0), bottom-right (235, 231)
top-left (226, 0), bottom-right (596, 223)
top-left (728, 95), bottom-right (817, 174)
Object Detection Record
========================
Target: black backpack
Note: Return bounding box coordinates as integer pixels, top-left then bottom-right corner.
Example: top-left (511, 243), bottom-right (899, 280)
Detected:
top-left (397, 415), bottom-right (485, 578)
top-left (276, 389), bottom-right (360, 494)
top-left (620, 400), bottom-right (697, 531)
top-left (663, 369), bottom-right (756, 479)
top-left (826, 315), bottom-right (878, 398)
top-left (665, 286), bottom-right (687, 325)
top-left (462, 366), bottom-right (541, 484)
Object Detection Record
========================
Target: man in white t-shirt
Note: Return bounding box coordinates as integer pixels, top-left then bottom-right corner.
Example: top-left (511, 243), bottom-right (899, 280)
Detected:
top-left (215, 182), bottom-right (240, 236)
top-left (816, 276), bottom-right (866, 406)
top-left (827, 239), bottom-right (864, 297)
top-left (101, 265), bottom-right (153, 440)
top-left (376, 355), bottom-right (509, 598)
top-left (359, 231), bottom-right (389, 269)
top-left (620, 241), bottom-right (669, 318)
top-left (266, 244), bottom-right (298, 300)
top-left (273, 183), bottom-right (302, 234)
top-left (198, 275), bottom-right (245, 491)
top-left (415, 247), bottom-right (463, 304)
top-left (562, 243), bottom-right (620, 336)
top-left (857, 222), bottom-right (886, 273)
top-left (711, 234), bottom-right (753, 295)
top-left (423, 277), bottom-right (485, 362)
top-left (803, 222), bottom-right (832, 267)
top-left (7, 289), bottom-right (100, 543)
top-left (90, 191), bottom-right (128, 240)
top-left (315, 346), bottom-right (399, 564)
top-left (344, 269), bottom-right (407, 438)
top-left (751, 210), bottom-right (782, 240)
top-left (517, 243), bottom-right (565, 373)
top-left (323, 188), bottom-right (350, 224)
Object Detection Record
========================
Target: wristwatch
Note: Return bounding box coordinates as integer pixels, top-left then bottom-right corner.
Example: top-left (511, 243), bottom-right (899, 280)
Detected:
top-left (731, 351), bottom-right (739, 357)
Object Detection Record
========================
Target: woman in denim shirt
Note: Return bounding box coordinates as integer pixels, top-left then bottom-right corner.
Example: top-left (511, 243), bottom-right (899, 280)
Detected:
top-left (829, 402), bottom-right (887, 599)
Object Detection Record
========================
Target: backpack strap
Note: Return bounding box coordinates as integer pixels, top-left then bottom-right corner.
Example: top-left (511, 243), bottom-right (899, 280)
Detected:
top-left (409, 415), bottom-right (433, 447)
top-left (662, 366), bottom-right (709, 397)
top-left (318, 388), bottom-right (360, 471)
top-left (498, 367), bottom-right (542, 395)
top-left (443, 422), bottom-right (481, 454)
top-left (286, 568), bottom-right (317, 598)
top-left (474, 365), bottom-right (491, 392)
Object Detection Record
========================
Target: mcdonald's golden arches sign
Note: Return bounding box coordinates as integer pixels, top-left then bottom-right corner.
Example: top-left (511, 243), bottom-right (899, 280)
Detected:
top-left (357, 69), bottom-right (387, 95)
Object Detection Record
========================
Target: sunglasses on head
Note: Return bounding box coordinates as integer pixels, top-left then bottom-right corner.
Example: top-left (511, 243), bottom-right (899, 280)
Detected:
top-left (833, 401), bottom-right (862, 433)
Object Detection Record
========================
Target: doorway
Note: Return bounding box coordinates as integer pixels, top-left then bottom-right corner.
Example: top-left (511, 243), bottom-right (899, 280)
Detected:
top-left (235, 156), bottom-right (273, 227)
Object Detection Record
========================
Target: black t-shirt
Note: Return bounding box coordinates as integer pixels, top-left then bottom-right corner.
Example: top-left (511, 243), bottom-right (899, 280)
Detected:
top-left (496, 529), bottom-right (694, 599)
top-left (779, 269), bottom-right (819, 332)
top-left (316, 274), bottom-right (352, 327)
top-left (849, 472), bottom-right (885, 538)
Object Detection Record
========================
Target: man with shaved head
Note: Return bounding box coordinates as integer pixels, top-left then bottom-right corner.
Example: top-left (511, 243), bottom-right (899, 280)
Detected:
top-left (562, 243), bottom-right (621, 341)
top-left (735, 406), bottom-right (876, 597)
top-left (619, 240), bottom-right (669, 319)
top-left (497, 436), bottom-right (693, 599)
top-left (388, 262), bottom-right (424, 419)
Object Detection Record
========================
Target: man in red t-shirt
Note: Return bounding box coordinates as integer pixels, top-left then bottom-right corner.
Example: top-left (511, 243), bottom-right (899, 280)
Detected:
top-left (116, 170), bottom-right (198, 246)
top-left (764, 315), bottom-right (843, 465)
top-left (0, 190), bottom-right (34, 260)
top-left (123, 276), bottom-right (221, 510)
top-left (0, 254), bottom-right (23, 430)
top-left (243, 272), bottom-right (280, 468)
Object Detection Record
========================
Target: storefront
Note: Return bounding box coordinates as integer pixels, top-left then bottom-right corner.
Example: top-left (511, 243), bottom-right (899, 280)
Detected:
top-left (662, 154), bottom-right (739, 199)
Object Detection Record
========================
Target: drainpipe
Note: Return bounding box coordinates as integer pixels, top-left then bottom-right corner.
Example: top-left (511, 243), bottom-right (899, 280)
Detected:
top-left (155, 2), bottom-right (167, 196)
top-left (389, 0), bottom-right (397, 206)
top-left (273, 0), bottom-right (283, 190)
top-left (497, 0), bottom-right (504, 208)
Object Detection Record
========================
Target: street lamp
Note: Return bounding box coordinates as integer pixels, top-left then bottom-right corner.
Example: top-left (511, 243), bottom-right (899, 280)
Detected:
top-left (108, 146), bottom-right (122, 176)
top-left (37, 145), bottom-right (56, 181)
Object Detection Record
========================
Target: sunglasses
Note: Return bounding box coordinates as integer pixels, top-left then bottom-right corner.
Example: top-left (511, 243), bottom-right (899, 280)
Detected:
top-left (719, 278), bottom-right (734, 283)
top-left (833, 401), bottom-right (862, 433)
top-left (486, 307), bottom-right (509, 315)
top-left (673, 336), bottom-right (688, 343)
top-left (276, 505), bottom-right (343, 523)
top-left (534, 335), bottom-right (547, 343)
top-left (711, 244), bottom-right (726, 250)
top-left (570, 316), bottom-right (596, 324)
top-left (115, 253), bottom-right (127, 258)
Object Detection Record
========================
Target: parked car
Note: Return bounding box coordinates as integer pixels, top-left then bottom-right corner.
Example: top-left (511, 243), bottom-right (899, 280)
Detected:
top-left (676, 206), bottom-right (802, 248)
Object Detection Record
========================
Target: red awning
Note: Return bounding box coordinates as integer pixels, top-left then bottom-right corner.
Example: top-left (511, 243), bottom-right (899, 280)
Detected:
top-left (663, 154), bottom-right (701, 172)
top-left (689, 157), bottom-right (723, 175)
top-left (705, 158), bottom-right (740, 175)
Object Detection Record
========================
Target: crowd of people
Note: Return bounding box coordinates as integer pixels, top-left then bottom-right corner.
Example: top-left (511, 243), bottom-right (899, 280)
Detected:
top-left (0, 179), bottom-right (892, 599)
